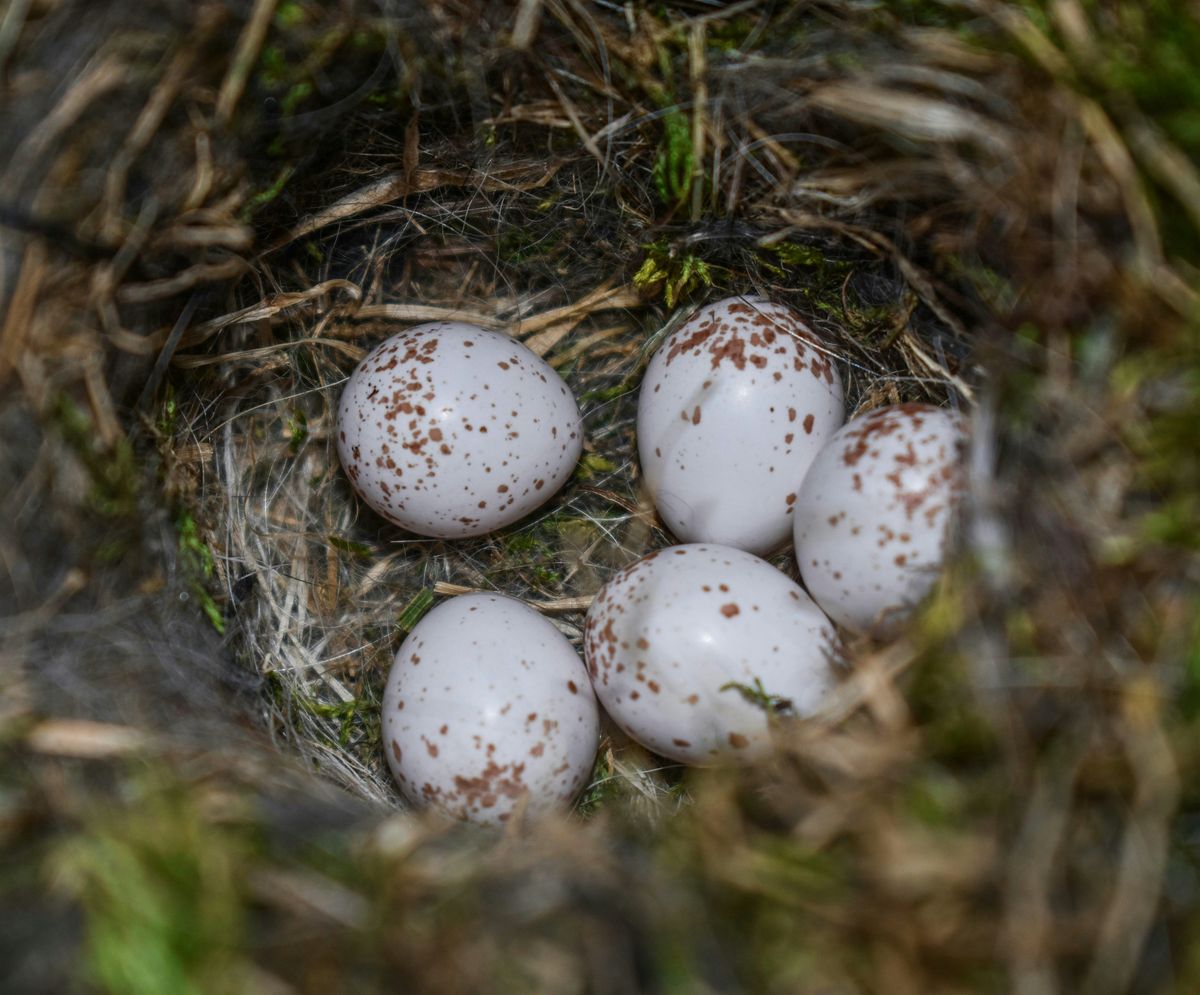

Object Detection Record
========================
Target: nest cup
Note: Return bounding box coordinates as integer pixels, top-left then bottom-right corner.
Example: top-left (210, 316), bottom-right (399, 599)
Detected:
top-left (166, 29), bottom-right (970, 809)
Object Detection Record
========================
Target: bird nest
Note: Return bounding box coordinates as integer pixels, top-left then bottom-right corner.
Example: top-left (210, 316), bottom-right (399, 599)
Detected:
top-left (150, 2), bottom-right (986, 811)
top-left (3, 1), bottom-right (1198, 991)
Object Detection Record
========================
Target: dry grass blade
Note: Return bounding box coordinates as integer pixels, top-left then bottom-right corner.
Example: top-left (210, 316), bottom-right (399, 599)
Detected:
top-left (809, 83), bottom-right (1011, 153)
top-left (181, 280), bottom-right (364, 348)
top-left (1083, 686), bottom-right (1180, 995)
top-left (1126, 117), bottom-right (1200, 234)
top-left (25, 719), bottom-right (152, 758)
top-left (282, 161), bottom-right (564, 246)
top-left (117, 258), bottom-right (247, 305)
top-left (545, 74), bottom-right (608, 172)
top-left (352, 303), bottom-right (502, 328)
top-left (247, 868), bottom-right (370, 930)
top-left (0, 0), bottom-right (31, 74)
top-left (1075, 98), bottom-right (1164, 271)
top-left (510, 0), bottom-right (545, 50)
top-left (171, 337), bottom-right (366, 369)
top-left (216, 0), bottom-right (278, 124)
top-left (812, 638), bottom-right (919, 730)
top-left (0, 242), bottom-right (45, 385)
top-left (1003, 743), bottom-right (1083, 995)
top-left (432, 581), bottom-right (592, 614)
top-left (6, 56), bottom-right (130, 192)
top-left (511, 282), bottom-right (640, 337)
top-left (98, 16), bottom-right (222, 242)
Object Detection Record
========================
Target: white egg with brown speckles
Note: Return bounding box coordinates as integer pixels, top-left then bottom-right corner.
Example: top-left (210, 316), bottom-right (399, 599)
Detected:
top-left (583, 544), bottom-right (837, 765)
top-left (637, 296), bottom-right (844, 555)
top-left (793, 403), bottom-right (968, 635)
top-left (382, 593), bottom-right (600, 826)
top-left (337, 322), bottom-right (583, 538)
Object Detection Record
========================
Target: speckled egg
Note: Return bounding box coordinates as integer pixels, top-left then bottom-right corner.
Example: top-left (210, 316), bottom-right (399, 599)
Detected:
top-left (583, 544), bottom-right (837, 765)
top-left (793, 403), bottom-right (968, 635)
top-left (637, 296), bottom-right (844, 555)
top-left (337, 322), bottom-right (583, 538)
top-left (382, 593), bottom-right (600, 826)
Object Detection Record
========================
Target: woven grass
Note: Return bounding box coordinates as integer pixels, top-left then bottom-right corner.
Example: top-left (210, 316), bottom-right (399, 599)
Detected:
top-left (2, 1), bottom-right (1198, 992)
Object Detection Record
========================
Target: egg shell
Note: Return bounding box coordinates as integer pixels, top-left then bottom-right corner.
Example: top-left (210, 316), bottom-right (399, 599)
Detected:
top-left (637, 296), bottom-right (845, 555)
top-left (337, 322), bottom-right (583, 538)
top-left (583, 543), bottom-right (837, 765)
top-left (793, 403), bottom-right (968, 634)
top-left (382, 593), bottom-right (600, 826)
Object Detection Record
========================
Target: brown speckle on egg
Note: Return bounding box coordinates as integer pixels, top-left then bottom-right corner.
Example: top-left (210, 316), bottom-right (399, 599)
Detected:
top-left (382, 594), bottom-right (599, 827)
top-left (582, 542), bottom-right (836, 766)
top-left (637, 297), bottom-right (845, 553)
top-left (336, 323), bottom-right (584, 539)
top-left (794, 404), bottom-right (967, 634)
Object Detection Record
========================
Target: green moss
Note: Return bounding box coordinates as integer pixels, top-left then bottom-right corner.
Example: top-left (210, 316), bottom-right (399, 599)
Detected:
top-left (157, 385), bottom-right (178, 436)
top-left (52, 777), bottom-right (253, 995)
top-left (573, 453), bottom-right (617, 480)
top-left (941, 255), bottom-right (1017, 313)
top-left (280, 79), bottom-right (313, 116)
top-left (274, 1), bottom-right (308, 29)
top-left (284, 408), bottom-right (308, 453)
top-left (303, 697), bottom-right (376, 748)
top-left (258, 44), bottom-right (287, 89)
top-left (241, 165), bottom-right (295, 220)
top-left (888, 0), bottom-right (979, 28)
top-left (718, 677), bottom-right (796, 717)
top-left (578, 381), bottom-right (636, 405)
top-left (496, 223), bottom-right (564, 265)
top-left (176, 512), bottom-right (225, 635)
top-left (491, 531), bottom-right (565, 590)
top-left (328, 534), bottom-right (374, 558)
top-left (574, 752), bottom-right (622, 817)
top-left (634, 241), bottom-right (716, 308)
top-left (902, 765), bottom-right (985, 830)
top-left (52, 394), bottom-right (139, 522)
top-left (396, 588), bottom-right (435, 632)
top-left (907, 649), bottom-right (1002, 766)
top-left (707, 16), bottom-right (758, 52)
top-left (652, 107), bottom-right (694, 210)
top-left (765, 241), bottom-right (841, 270)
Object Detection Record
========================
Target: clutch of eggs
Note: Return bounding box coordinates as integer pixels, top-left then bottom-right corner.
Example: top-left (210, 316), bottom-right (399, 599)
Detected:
top-left (382, 593), bottom-right (600, 826)
top-left (337, 322), bottom-right (583, 538)
top-left (793, 403), bottom-right (968, 635)
top-left (637, 296), bottom-right (844, 555)
top-left (583, 543), bottom-right (837, 765)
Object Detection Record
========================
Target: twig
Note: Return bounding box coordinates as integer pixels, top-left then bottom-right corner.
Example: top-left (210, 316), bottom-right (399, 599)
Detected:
top-left (1082, 685), bottom-right (1179, 995)
top-left (511, 0), bottom-right (545, 50)
top-left (217, 0), bottom-right (279, 125)
top-left (172, 336), bottom-right (366, 369)
top-left (0, 241), bottom-right (45, 385)
top-left (116, 258), bottom-right (247, 305)
top-left (25, 719), bottom-right (150, 758)
top-left (688, 22), bottom-right (708, 223)
top-left (433, 582), bottom-right (593, 615)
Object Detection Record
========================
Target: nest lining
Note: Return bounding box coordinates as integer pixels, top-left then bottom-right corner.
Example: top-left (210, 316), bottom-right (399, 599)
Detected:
top-left (171, 236), bottom-right (971, 810)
